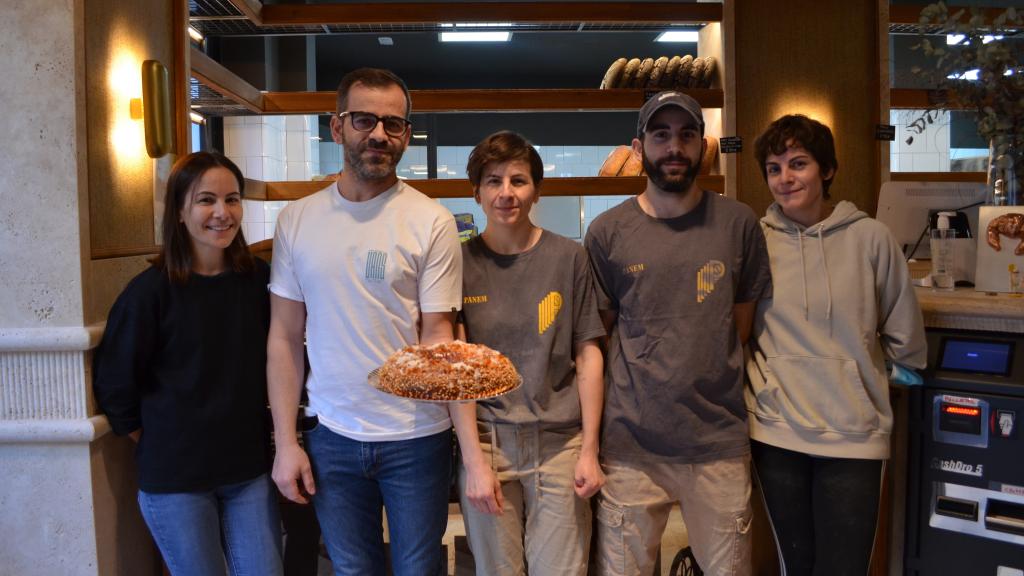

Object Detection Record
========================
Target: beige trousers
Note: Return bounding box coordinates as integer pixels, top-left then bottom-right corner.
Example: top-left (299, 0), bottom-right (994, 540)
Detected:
top-left (458, 422), bottom-right (592, 576)
top-left (593, 456), bottom-right (753, 576)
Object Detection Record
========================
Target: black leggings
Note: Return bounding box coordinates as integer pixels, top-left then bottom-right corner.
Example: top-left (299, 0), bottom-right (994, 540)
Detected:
top-left (751, 440), bottom-right (884, 576)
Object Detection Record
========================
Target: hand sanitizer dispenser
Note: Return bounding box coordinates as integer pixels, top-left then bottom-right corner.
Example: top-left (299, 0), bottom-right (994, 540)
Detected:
top-left (930, 211), bottom-right (956, 291)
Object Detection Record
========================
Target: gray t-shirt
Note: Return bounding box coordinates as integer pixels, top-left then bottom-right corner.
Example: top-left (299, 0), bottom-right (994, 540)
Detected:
top-left (461, 230), bottom-right (606, 427)
top-left (584, 192), bottom-right (771, 463)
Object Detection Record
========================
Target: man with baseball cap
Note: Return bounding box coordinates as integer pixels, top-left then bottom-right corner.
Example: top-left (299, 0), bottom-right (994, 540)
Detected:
top-left (584, 91), bottom-right (771, 575)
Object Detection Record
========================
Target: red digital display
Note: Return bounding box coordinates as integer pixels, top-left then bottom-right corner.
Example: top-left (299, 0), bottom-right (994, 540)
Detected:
top-left (943, 405), bottom-right (981, 417)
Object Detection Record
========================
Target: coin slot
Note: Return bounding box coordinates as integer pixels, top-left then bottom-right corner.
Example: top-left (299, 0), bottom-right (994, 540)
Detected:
top-left (985, 499), bottom-right (1024, 536)
top-left (935, 495), bottom-right (979, 521)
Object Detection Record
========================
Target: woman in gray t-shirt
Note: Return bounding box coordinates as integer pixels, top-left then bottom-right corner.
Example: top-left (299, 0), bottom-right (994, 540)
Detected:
top-left (449, 131), bottom-right (606, 576)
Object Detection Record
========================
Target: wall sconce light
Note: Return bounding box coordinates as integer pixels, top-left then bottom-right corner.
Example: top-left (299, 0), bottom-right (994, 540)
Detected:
top-left (134, 59), bottom-right (173, 158)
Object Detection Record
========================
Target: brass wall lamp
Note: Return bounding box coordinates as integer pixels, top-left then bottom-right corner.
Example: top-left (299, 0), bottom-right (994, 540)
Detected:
top-left (129, 60), bottom-right (174, 158)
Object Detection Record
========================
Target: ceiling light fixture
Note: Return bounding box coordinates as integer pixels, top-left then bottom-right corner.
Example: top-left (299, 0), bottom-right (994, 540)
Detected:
top-left (188, 25), bottom-right (204, 44)
top-left (655, 31), bottom-right (699, 43)
top-left (440, 31), bottom-right (511, 42)
top-left (947, 34), bottom-right (1003, 45)
top-left (455, 22), bottom-right (513, 28)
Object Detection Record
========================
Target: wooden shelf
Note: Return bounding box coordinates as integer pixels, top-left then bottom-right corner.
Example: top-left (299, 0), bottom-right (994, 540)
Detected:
top-left (889, 4), bottom-right (1010, 25)
top-left (245, 2), bottom-right (722, 26)
top-left (890, 172), bottom-right (985, 183)
top-left (257, 175), bottom-right (724, 201)
top-left (262, 88), bottom-right (724, 115)
top-left (889, 88), bottom-right (974, 110)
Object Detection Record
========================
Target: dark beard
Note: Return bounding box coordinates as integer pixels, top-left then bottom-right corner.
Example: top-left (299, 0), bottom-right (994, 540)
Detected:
top-left (342, 133), bottom-right (405, 181)
top-left (641, 152), bottom-right (700, 194)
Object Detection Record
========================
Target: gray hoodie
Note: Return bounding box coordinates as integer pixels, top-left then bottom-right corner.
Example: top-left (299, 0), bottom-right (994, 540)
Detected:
top-left (745, 201), bottom-right (927, 459)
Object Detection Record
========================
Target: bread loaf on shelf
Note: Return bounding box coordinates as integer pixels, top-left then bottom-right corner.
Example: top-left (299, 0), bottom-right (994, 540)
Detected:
top-left (699, 56), bottom-right (716, 88)
top-left (647, 56), bottom-right (669, 89)
top-left (663, 56), bottom-right (682, 88)
top-left (634, 58), bottom-right (655, 88)
top-left (598, 146), bottom-right (633, 176)
top-left (619, 58), bottom-right (642, 88)
top-left (597, 54), bottom-right (714, 91)
top-left (600, 58), bottom-right (627, 89)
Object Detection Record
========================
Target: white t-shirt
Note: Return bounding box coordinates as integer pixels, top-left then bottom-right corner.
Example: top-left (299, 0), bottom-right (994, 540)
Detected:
top-left (270, 181), bottom-right (462, 441)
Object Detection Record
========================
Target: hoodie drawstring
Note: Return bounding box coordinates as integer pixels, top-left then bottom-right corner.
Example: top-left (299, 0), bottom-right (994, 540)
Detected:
top-left (816, 227), bottom-right (833, 321)
top-left (797, 230), bottom-right (809, 319)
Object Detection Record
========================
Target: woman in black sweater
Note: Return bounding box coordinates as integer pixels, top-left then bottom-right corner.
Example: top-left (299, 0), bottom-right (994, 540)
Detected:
top-left (94, 152), bottom-right (283, 575)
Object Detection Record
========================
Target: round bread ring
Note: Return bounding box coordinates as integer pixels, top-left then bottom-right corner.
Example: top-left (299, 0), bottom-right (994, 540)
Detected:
top-left (700, 55), bottom-right (716, 88)
top-left (599, 145), bottom-right (632, 177)
top-left (600, 57), bottom-right (627, 89)
top-left (688, 57), bottom-right (707, 89)
top-left (633, 58), bottom-right (655, 88)
top-left (647, 56), bottom-right (669, 89)
top-left (619, 58), bottom-right (641, 88)
top-left (700, 136), bottom-right (719, 175)
top-left (675, 55), bottom-right (694, 89)
top-left (663, 56), bottom-right (681, 88)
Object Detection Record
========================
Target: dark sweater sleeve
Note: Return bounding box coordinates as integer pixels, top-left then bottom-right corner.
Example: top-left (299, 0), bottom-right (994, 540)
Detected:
top-left (93, 271), bottom-right (159, 436)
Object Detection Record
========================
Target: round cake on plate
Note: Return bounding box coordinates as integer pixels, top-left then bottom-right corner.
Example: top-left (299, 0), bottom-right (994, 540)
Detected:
top-left (374, 341), bottom-right (520, 401)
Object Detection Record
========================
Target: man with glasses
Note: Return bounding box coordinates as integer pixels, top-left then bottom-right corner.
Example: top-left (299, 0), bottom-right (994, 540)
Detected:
top-left (268, 68), bottom-right (462, 576)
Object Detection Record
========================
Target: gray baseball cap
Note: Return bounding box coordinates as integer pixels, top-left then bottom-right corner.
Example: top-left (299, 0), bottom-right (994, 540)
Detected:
top-left (636, 91), bottom-right (704, 137)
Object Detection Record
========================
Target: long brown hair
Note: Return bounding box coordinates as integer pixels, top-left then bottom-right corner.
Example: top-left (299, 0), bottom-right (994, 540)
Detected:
top-left (153, 151), bottom-right (254, 283)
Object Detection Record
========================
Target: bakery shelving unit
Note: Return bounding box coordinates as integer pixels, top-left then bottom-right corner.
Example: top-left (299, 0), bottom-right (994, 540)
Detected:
top-left (189, 1), bottom-right (735, 201)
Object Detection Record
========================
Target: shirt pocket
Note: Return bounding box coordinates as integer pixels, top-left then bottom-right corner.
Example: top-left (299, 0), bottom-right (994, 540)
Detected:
top-left (757, 355), bottom-right (879, 435)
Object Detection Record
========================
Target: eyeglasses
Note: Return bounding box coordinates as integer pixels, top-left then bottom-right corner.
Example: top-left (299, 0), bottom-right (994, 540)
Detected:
top-left (339, 111), bottom-right (411, 137)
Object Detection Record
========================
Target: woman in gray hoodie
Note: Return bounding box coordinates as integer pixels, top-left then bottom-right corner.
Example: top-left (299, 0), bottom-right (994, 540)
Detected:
top-left (745, 115), bottom-right (926, 575)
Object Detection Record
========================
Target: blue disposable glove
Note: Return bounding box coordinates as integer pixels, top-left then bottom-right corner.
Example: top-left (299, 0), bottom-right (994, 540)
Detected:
top-left (888, 361), bottom-right (923, 386)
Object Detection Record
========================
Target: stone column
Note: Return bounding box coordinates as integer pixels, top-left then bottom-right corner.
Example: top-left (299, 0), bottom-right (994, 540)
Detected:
top-left (0, 2), bottom-right (158, 574)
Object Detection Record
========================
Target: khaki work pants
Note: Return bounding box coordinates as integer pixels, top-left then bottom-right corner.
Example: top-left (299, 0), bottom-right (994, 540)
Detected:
top-left (458, 422), bottom-right (592, 576)
top-left (593, 456), bottom-right (753, 576)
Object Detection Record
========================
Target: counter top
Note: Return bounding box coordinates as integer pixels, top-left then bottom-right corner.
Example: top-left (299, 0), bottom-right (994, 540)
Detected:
top-left (909, 260), bottom-right (1024, 333)
top-left (915, 287), bottom-right (1024, 333)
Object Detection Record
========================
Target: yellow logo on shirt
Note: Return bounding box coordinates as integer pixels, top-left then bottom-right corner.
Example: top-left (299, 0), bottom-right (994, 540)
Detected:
top-left (538, 291), bottom-right (563, 334)
top-left (464, 295), bottom-right (488, 304)
top-left (623, 263), bottom-right (646, 275)
top-left (697, 260), bottom-right (726, 303)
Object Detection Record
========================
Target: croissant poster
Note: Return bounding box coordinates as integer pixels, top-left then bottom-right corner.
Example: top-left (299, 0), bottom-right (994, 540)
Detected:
top-left (975, 206), bottom-right (1024, 294)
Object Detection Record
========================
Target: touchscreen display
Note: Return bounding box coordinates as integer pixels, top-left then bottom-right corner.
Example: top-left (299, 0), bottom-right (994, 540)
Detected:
top-left (939, 339), bottom-right (1013, 376)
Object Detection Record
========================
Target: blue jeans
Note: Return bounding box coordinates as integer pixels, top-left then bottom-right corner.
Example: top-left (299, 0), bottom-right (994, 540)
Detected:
top-left (304, 424), bottom-right (451, 576)
top-left (137, 474), bottom-right (283, 576)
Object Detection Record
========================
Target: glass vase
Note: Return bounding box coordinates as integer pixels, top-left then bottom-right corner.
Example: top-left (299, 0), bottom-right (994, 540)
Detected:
top-left (987, 137), bottom-right (1022, 206)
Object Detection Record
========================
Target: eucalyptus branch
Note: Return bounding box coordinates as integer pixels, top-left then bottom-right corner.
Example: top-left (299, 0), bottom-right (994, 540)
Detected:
top-left (907, 2), bottom-right (1022, 152)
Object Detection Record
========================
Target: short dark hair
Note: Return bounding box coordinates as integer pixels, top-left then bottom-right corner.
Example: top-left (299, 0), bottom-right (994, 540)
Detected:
top-left (754, 114), bottom-right (838, 198)
top-left (466, 131), bottom-right (544, 190)
top-left (153, 151), bottom-right (253, 284)
top-left (335, 68), bottom-right (412, 118)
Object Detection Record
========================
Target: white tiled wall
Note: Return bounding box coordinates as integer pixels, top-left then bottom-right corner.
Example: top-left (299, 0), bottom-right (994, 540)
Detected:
top-left (225, 115), bottom-right (320, 181)
top-left (890, 110), bottom-right (991, 173)
top-left (319, 141), bottom-right (341, 177)
top-left (584, 195), bottom-right (632, 233)
top-left (241, 199), bottom-right (289, 244)
top-left (318, 144), bottom-right (620, 180)
top-left (890, 109), bottom-right (950, 172)
top-left (241, 144), bottom-right (631, 244)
